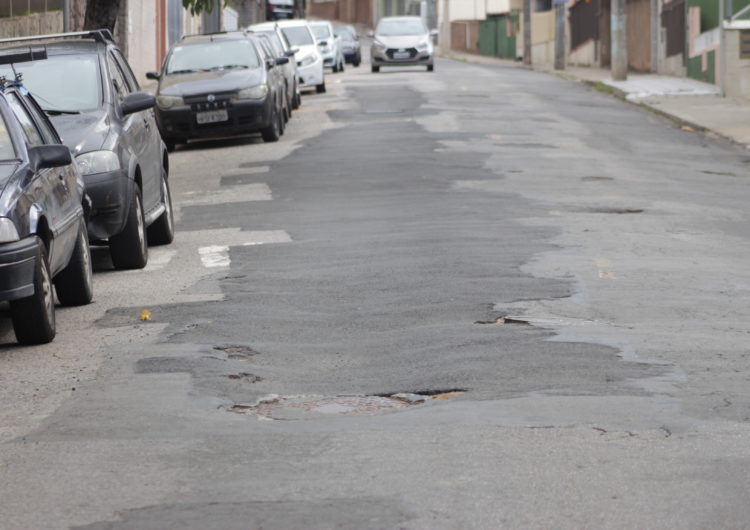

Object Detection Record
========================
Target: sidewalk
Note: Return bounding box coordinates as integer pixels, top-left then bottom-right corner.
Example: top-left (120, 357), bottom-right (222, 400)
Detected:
top-left (441, 49), bottom-right (750, 149)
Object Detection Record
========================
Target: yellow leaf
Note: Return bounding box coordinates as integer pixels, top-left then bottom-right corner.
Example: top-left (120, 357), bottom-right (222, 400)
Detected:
top-left (140, 309), bottom-right (152, 321)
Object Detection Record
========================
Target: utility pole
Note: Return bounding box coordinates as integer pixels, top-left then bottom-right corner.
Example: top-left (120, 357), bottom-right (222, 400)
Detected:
top-left (611, 0), bottom-right (627, 80)
top-left (63, 0), bottom-right (70, 32)
top-left (554, 0), bottom-right (565, 70)
top-left (441, 0), bottom-right (449, 50)
top-left (523, 0), bottom-right (531, 65)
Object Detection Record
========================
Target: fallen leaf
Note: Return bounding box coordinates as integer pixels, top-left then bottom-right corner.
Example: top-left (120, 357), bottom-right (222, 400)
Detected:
top-left (140, 309), bottom-right (152, 321)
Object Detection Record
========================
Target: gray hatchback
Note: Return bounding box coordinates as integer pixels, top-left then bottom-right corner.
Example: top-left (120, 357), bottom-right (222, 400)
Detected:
top-left (370, 16), bottom-right (435, 73)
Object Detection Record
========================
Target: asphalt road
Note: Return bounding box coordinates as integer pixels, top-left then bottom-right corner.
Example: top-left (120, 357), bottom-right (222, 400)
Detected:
top-left (2, 55), bottom-right (750, 529)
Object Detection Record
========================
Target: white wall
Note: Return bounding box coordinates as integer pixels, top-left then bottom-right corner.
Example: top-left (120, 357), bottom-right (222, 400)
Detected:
top-left (126, 0), bottom-right (158, 82)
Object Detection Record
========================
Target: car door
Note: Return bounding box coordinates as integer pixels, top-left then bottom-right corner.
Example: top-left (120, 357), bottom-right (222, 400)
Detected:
top-left (106, 52), bottom-right (159, 214)
top-left (6, 90), bottom-right (75, 275)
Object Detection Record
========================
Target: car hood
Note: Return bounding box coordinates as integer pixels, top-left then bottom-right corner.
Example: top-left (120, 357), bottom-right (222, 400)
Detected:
top-left (49, 110), bottom-right (109, 155)
top-left (159, 69), bottom-right (265, 97)
top-left (374, 35), bottom-right (428, 48)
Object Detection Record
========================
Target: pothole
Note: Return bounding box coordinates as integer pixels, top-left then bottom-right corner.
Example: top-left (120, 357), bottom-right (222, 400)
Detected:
top-left (226, 373), bottom-right (263, 383)
top-left (214, 344), bottom-right (260, 360)
top-left (575, 207), bottom-right (644, 214)
top-left (581, 176), bottom-right (614, 182)
top-left (475, 316), bottom-right (530, 326)
top-left (231, 390), bottom-right (466, 420)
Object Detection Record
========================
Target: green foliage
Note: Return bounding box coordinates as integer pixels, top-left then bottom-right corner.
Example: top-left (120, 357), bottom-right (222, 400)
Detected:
top-left (181, 0), bottom-right (240, 16)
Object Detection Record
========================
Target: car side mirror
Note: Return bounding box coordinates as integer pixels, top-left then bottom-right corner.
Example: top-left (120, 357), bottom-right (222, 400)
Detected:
top-left (429, 29), bottom-right (439, 37)
top-left (146, 71), bottom-right (161, 80)
top-left (121, 91), bottom-right (156, 115)
top-left (29, 144), bottom-right (72, 170)
top-left (285, 49), bottom-right (296, 57)
top-left (275, 56), bottom-right (289, 66)
top-left (288, 47), bottom-right (299, 55)
top-left (318, 40), bottom-right (328, 47)
top-left (266, 57), bottom-right (276, 70)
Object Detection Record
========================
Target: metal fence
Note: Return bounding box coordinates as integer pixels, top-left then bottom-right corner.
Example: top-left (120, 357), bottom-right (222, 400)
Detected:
top-left (0, 0), bottom-right (64, 18)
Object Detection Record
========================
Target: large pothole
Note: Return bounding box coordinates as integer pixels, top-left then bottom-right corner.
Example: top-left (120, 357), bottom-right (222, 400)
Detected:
top-left (230, 391), bottom-right (466, 421)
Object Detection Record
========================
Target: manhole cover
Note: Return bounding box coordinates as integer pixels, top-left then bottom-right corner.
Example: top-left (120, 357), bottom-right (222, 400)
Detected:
top-left (232, 391), bottom-right (465, 421)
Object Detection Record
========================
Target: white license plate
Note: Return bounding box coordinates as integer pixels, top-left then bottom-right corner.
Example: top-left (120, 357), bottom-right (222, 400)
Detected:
top-left (196, 110), bottom-right (228, 124)
top-left (393, 52), bottom-right (411, 59)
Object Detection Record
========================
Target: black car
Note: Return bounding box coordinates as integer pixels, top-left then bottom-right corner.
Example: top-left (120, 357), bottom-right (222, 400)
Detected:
top-left (148, 32), bottom-right (289, 148)
top-left (0, 49), bottom-right (93, 344)
top-left (335, 25), bottom-right (362, 66)
top-left (0, 30), bottom-right (174, 271)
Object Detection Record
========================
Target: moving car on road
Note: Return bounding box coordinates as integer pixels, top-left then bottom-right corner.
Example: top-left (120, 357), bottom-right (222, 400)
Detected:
top-left (370, 16), bottom-right (435, 73)
top-left (148, 32), bottom-right (289, 147)
top-left (0, 30), bottom-right (174, 271)
top-left (335, 25), bottom-right (361, 66)
top-left (309, 20), bottom-right (345, 73)
top-left (0, 48), bottom-right (93, 344)
top-left (274, 19), bottom-right (326, 93)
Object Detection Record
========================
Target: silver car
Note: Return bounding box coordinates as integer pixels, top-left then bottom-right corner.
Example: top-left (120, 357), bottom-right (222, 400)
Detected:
top-left (370, 16), bottom-right (434, 73)
top-left (309, 20), bottom-right (345, 73)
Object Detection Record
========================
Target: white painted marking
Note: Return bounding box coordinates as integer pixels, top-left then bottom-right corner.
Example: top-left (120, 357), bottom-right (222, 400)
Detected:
top-left (180, 183), bottom-right (272, 206)
top-left (242, 230), bottom-right (292, 246)
top-left (144, 249), bottom-right (177, 271)
top-left (199, 246), bottom-right (231, 268)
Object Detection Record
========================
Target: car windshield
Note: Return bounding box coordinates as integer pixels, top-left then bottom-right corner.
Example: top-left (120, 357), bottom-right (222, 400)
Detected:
top-left (0, 111), bottom-right (16, 161)
top-left (310, 24), bottom-right (331, 40)
top-left (0, 54), bottom-right (101, 112)
top-left (281, 26), bottom-right (314, 46)
top-left (376, 19), bottom-right (426, 36)
top-left (166, 39), bottom-right (260, 74)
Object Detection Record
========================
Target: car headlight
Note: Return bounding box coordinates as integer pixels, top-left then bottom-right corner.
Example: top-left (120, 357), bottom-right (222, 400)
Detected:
top-left (156, 95), bottom-right (183, 109)
top-left (76, 150), bottom-right (120, 176)
top-left (417, 40), bottom-right (431, 50)
top-left (373, 40), bottom-right (386, 50)
top-left (298, 54), bottom-right (316, 67)
top-left (0, 218), bottom-right (19, 243)
top-left (237, 85), bottom-right (268, 100)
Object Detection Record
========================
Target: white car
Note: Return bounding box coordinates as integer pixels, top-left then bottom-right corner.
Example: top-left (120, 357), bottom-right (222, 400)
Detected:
top-left (276, 19), bottom-right (326, 93)
top-left (309, 20), bottom-right (345, 73)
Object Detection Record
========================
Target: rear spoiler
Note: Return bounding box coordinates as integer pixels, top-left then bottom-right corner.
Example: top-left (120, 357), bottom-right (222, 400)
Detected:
top-left (0, 29), bottom-right (114, 45)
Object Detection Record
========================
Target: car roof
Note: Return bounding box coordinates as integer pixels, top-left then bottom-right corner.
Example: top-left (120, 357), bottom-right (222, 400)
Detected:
top-left (308, 20), bottom-right (331, 26)
top-left (5, 39), bottom-right (106, 56)
top-left (275, 19), bottom-right (311, 27)
top-left (180, 32), bottom-right (249, 44)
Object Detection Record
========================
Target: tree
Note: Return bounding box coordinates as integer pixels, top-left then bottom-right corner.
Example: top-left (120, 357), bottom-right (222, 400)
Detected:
top-left (83, 0), bottom-right (123, 31)
top-left (182, 0), bottom-right (240, 16)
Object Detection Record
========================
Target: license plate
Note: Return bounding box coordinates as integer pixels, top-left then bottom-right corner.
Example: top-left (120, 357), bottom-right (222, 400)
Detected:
top-left (393, 52), bottom-right (411, 59)
top-left (196, 110), bottom-right (228, 124)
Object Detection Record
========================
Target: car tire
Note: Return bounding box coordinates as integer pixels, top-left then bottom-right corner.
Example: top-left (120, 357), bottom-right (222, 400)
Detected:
top-left (147, 171), bottom-right (175, 246)
top-left (278, 106), bottom-right (286, 136)
top-left (316, 81), bottom-right (326, 93)
top-left (10, 240), bottom-right (55, 345)
top-left (54, 219), bottom-right (94, 307)
top-left (261, 107), bottom-right (281, 143)
top-left (165, 139), bottom-right (176, 152)
top-left (292, 89), bottom-right (301, 109)
top-left (427, 64), bottom-right (434, 72)
top-left (371, 65), bottom-right (380, 73)
top-left (109, 184), bottom-right (148, 270)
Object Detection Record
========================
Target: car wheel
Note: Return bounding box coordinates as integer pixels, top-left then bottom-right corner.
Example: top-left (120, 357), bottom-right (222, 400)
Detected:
top-left (339, 58), bottom-right (345, 72)
top-left (427, 64), bottom-right (434, 72)
top-left (10, 239), bottom-right (55, 345)
top-left (165, 139), bottom-right (176, 152)
top-left (316, 81), bottom-right (326, 93)
top-left (278, 106), bottom-right (286, 136)
top-left (292, 89), bottom-right (301, 109)
top-left (261, 107), bottom-right (281, 143)
top-left (371, 65), bottom-right (380, 73)
top-left (54, 219), bottom-right (94, 306)
top-left (109, 184), bottom-right (148, 270)
top-left (147, 171), bottom-right (175, 246)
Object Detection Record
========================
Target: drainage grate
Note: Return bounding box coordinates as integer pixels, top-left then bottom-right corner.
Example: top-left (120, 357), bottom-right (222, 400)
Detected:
top-left (231, 391), bottom-right (465, 420)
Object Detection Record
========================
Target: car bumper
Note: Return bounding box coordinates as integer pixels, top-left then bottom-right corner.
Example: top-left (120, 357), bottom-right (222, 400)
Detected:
top-left (296, 59), bottom-right (324, 87)
top-left (156, 98), bottom-right (275, 141)
top-left (371, 47), bottom-right (433, 66)
top-left (343, 50), bottom-right (360, 62)
top-left (0, 237), bottom-right (39, 301)
top-left (83, 169), bottom-right (131, 241)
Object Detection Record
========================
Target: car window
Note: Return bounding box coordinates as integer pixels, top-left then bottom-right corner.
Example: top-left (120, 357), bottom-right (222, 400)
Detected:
top-left (0, 53), bottom-right (101, 112)
top-left (0, 109), bottom-right (16, 160)
top-left (112, 49), bottom-right (140, 91)
top-left (258, 37), bottom-right (275, 58)
top-left (310, 24), bottom-right (331, 40)
top-left (281, 26), bottom-right (314, 46)
top-left (166, 39), bottom-right (261, 74)
top-left (265, 33), bottom-right (285, 56)
top-left (6, 92), bottom-right (43, 146)
top-left (107, 54), bottom-right (131, 102)
top-left (376, 19), bottom-right (427, 36)
top-left (22, 94), bottom-right (58, 144)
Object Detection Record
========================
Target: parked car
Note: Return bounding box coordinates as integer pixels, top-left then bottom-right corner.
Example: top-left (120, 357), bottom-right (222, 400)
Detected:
top-left (266, 0), bottom-right (295, 20)
top-left (370, 16), bottom-right (435, 72)
top-left (248, 22), bottom-right (302, 112)
top-left (0, 30), bottom-right (174, 271)
top-left (335, 25), bottom-right (361, 66)
top-left (148, 32), bottom-right (288, 147)
top-left (274, 19), bottom-right (326, 93)
top-left (309, 20), bottom-right (345, 73)
top-left (251, 32), bottom-right (291, 125)
top-left (0, 48), bottom-right (93, 344)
